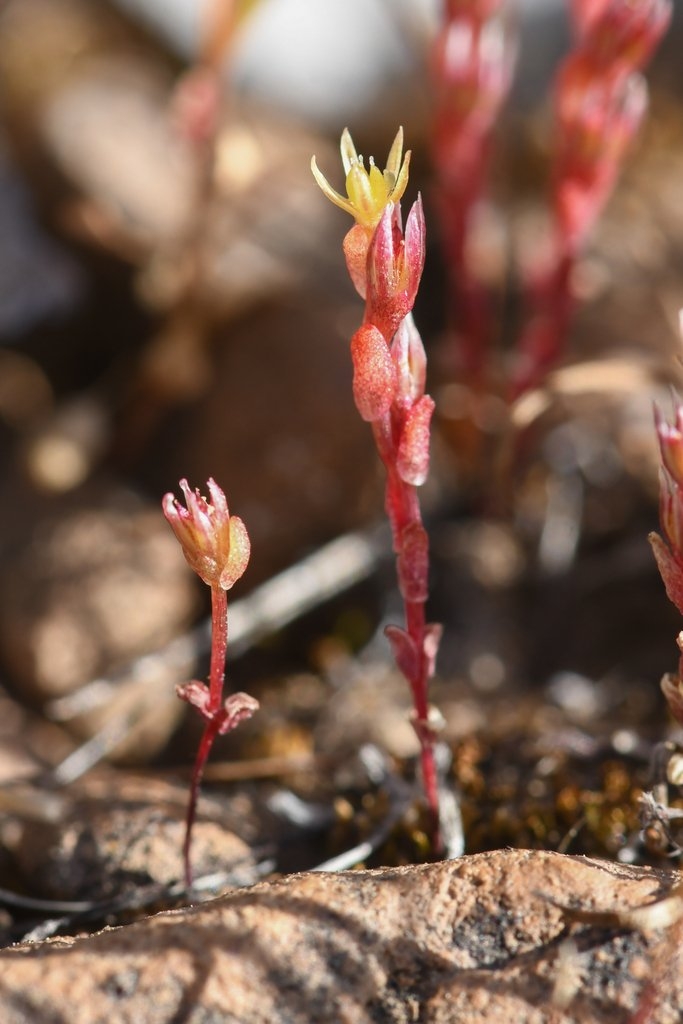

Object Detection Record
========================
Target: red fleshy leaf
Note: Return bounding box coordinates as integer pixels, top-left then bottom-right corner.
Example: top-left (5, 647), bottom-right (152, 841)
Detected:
top-left (343, 224), bottom-right (370, 299)
top-left (219, 516), bottom-right (251, 590)
top-left (661, 673), bottom-right (683, 727)
top-left (217, 692), bottom-right (260, 735)
top-left (423, 624), bottom-right (443, 679)
top-left (176, 680), bottom-right (212, 720)
top-left (650, 531), bottom-right (683, 617)
top-left (397, 395), bottom-right (435, 485)
top-left (365, 201), bottom-right (425, 341)
top-left (350, 324), bottom-right (397, 421)
top-left (385, 624), bottom-right (419, 684)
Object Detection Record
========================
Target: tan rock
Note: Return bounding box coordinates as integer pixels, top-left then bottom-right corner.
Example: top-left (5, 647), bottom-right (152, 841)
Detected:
top-left (1, 849), bottom-right (681, 1022)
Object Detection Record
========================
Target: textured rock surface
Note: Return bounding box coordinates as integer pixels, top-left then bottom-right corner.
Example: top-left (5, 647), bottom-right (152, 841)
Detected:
top-left (1, 849), bottom-right (682, 1023)
top-left (10, 773), bottom-right (258, 903)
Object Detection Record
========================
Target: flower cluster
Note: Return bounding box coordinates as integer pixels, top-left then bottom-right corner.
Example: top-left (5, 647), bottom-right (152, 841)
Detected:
top-left (163, 478), bottom-right (257, 885)
top-left (313, 129), bottom-right (443, 844)
top-left (650, 400), bottom-right (683, 727)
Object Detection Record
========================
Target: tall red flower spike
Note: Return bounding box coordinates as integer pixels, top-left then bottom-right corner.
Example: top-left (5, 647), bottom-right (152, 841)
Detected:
top-left (650, 400), bottom-right (683, 727)
top-left (313, 130), bottom-right (444, 848)
top-left (163, 478), bottom-right (257, 886)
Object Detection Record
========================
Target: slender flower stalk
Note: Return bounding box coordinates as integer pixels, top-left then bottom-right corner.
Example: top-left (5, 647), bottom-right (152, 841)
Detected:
top-left (511, 0), bottom-right (671, 398)
top-left (163, 478), bottom-right (257, 886)
top-left (650, 395), bottom-right (683, 727)
top-left (312, 130), bottom-right (443, 848)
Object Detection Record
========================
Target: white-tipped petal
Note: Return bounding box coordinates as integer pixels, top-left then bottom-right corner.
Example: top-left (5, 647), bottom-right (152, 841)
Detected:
top-left (385, 126), bottom-right (404, 181)
top-left (311, 156), bottom-right (355, 217)
top-left (340, 127), bottom-right (358, 175)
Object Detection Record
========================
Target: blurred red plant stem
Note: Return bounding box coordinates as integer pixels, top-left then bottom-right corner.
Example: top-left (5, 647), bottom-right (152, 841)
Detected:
top-left (430, 0), bottom-right (514, 386)
top-left (511, 0), bottom-right (671, 399)
top-left (509, 248), bottom-right (573, 401)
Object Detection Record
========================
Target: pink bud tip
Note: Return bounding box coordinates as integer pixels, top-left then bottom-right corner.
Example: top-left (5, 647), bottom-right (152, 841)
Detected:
top-left (163, 478), bottom-right (250, 590)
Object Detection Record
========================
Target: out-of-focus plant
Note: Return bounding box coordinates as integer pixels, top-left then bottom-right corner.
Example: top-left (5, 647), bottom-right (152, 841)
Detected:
top-left (312, 130), bottom-right (444, 847)
top-left (172, 0), bottom-right (263, 151)
top-left (164, 478), bottom-right (258, 886)
top-left (430, 0), bottom-right (671, 405)
top-left (650, 395), bottom-right (683, 727)
top-left (137, 0), bottom-right (264, 417)
top-left (430, 0), bottom-right (515, 386)
top-left (511, 0), bottom-right (672, 399)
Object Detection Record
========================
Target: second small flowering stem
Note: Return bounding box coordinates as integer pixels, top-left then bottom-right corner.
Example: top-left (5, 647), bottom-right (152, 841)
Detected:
top-left (163, 478), bottom-right (257, 887)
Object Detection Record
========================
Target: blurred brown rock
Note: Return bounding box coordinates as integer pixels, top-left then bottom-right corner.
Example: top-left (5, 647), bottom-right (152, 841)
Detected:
top-left (0, 486), bottom-right (196, 758)
top-left (11, 772), bottom-right (257, 903)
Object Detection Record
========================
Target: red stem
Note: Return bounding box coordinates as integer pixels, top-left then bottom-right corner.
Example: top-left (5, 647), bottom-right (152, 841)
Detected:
top-left (373, 428), bottom-right (442, 850)
top-left (184, 584), bottom-right (228, 886)
top-left (208, 584), bottom-right (228, 711)
top-left (183, 716), bottom-right (221, 887)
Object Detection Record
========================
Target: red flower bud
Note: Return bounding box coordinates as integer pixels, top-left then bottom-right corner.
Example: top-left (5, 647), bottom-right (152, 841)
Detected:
top-left (163, 478), bottom-right (250, 590)
top-left (366, 199), bottom-right (425, 340)
top-left (655, 403), bottom-right (683, 487)
top-left (580, 0), bottom-right (671, 78)
top-left (652, 403), bottom-right (683, 560)
top-left (432, 15), bottom-right (512, 134)
top-left (554, 71), bottom-right (646, 247)
top-left (350, 324), bottom-right (397, 422)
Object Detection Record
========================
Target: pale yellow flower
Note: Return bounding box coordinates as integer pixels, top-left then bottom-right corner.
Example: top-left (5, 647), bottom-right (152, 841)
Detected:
top-left (311, 127), bottom-right (411, 229)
